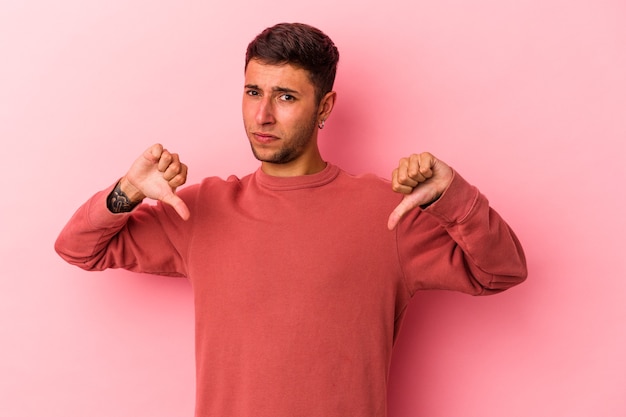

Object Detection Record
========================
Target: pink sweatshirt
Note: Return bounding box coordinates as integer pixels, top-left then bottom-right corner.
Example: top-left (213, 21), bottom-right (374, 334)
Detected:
top-left (55, 163), bottom-right (527, 416)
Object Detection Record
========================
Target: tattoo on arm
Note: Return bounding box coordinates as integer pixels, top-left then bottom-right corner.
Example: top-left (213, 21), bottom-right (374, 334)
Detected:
top-left (107, 182), bottom-right (142, 213)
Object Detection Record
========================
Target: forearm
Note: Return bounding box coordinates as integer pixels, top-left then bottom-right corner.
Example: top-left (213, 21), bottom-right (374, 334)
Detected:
top-left (55, 180), bottom-right (191, 277)
top-left (426, 172), bottom-right (527, 292)
top-left (54, 183), bottom-right (133, 271)
top-left (106, 178), bottom-right (144, 214)
top-left (399, 172), bottom-right (527, 295)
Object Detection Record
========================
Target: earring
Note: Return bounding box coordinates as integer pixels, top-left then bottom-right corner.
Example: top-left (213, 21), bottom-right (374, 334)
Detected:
top-left (318, 120), bottom-right (325, 129)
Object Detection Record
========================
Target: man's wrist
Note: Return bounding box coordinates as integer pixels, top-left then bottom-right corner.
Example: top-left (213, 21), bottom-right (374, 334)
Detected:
top-left (107, 180), bottom-right (144, 213)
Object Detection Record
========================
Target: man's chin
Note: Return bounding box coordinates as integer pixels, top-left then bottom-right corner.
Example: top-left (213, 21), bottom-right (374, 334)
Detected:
top-left (250, 145), bottom-right (293, 165)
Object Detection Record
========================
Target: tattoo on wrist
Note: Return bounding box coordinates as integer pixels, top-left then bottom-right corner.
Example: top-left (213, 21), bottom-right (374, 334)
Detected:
top-left (107, 182), bottom-right (142, 213)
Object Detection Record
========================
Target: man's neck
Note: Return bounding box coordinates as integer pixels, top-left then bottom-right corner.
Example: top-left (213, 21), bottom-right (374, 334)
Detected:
top-left (261, 156), bottom-right (327, 177)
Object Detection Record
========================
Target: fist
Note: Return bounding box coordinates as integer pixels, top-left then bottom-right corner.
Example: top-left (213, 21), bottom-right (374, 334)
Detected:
top-left (123, 144), bottom-right (190, 220)
top-left (387, 152), bottom-right (453, 230)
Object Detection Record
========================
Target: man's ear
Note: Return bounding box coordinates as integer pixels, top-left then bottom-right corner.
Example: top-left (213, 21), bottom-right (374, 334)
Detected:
top-left (318, 91), bottom-right (337, 123)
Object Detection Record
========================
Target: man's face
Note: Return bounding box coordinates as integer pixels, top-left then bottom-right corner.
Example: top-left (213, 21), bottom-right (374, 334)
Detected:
top-left (242, 59), bottom-right (320, 172)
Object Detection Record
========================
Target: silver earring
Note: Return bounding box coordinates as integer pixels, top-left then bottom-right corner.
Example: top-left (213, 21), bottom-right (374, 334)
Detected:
top-left (318, 120), bottom-right (325, 129)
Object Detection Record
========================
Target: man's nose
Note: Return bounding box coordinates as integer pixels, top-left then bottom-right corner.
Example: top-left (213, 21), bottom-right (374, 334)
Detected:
top-left (256, 97), bottom-right (275, 125)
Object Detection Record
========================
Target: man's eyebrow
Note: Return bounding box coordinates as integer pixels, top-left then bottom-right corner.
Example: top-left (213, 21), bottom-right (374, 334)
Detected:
top-left (244, 84), bottom-right (300, 94)
top-left (273, 86), bottom-right (299, 94)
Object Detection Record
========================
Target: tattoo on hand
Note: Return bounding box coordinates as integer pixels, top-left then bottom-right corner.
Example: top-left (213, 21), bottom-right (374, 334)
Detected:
top-left (107, 182), bottom-right (141, 213)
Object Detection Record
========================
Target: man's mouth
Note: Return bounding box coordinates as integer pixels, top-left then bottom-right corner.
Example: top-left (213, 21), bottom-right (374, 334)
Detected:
top-left (253, 133), bottom-right (279, 144)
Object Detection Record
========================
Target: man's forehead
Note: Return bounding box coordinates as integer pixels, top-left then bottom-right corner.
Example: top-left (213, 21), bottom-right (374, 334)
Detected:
top-left (244, 60), bottom-right (313, 90)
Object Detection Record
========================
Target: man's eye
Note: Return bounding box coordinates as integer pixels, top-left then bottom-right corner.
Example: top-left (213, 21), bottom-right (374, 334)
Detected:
top-left (246, 90), bottom-right (259, 96)
top-left (280, 94), bottom-right (295, 101)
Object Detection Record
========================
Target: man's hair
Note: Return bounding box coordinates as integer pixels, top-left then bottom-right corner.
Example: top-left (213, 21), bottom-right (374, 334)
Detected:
top-left (245, 23), bottom-right (339, 103)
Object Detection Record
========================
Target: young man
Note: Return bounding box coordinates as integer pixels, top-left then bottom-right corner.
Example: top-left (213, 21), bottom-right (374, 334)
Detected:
top-left (56, 23), bottom-right (527, 417)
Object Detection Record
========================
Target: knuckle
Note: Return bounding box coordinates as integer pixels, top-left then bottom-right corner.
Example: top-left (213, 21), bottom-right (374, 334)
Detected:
top-left (173, 173), bottom-right (187, 186)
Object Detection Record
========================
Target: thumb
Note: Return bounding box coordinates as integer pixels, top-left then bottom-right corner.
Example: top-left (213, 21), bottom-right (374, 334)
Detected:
top-left (161, 191), bottom-right (190, 221)
top-left (387, 195), bottom-right (411, 231)
top-left (387, 191), bottom-right (430, 231)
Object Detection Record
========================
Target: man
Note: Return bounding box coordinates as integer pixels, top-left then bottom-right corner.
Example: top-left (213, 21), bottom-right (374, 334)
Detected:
top-left (55, 23), bottom-right (527, 417)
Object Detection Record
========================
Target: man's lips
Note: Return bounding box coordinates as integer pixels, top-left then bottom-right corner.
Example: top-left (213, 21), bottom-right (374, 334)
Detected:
top-left (252, 132), bottom-right (279, 144)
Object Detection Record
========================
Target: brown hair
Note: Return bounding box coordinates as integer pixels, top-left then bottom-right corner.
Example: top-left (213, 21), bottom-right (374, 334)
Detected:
top-left (245, 23), bottom-right (339, 103)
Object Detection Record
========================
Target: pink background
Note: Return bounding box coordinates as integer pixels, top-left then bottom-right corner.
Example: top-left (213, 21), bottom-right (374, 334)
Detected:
top-left (1, 0), bottom-right (625, 416)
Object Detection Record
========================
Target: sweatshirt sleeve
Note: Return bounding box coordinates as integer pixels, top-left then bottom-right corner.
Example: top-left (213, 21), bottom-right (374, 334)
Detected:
top-left (54, 182), bottom-right (191, 277)
top-left (397, 171), bottom-right (527, 296)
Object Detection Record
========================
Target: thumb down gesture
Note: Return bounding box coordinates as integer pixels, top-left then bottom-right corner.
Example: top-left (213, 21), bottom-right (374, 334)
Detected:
top-left (121, 143), bottom-right (190, 220)
top-left (387, 152), bottom-right (453, 230)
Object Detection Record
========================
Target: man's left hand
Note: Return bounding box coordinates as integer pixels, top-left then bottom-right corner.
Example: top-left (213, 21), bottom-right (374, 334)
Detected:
top-left (387, 152), bottom-right (454, 230)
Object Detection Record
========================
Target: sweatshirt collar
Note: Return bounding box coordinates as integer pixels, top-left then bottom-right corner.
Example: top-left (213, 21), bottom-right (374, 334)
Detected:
top-left (254, 163), bottom-right (340, 191)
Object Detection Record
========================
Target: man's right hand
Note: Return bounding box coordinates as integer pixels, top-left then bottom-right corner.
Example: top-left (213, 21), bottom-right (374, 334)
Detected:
top-left (121, 143), bottom-right (190, 220)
